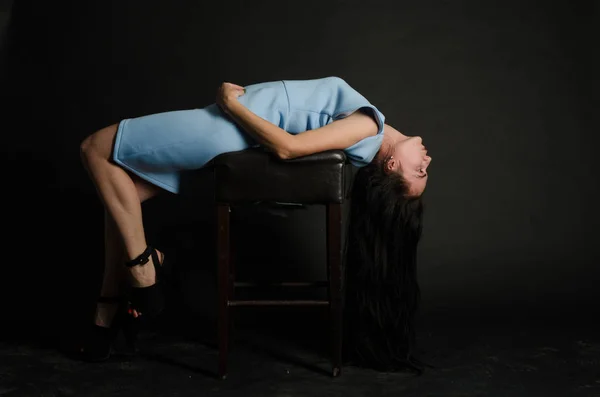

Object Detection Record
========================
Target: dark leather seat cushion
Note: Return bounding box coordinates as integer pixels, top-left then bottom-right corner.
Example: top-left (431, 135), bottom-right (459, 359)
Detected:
top-left (211, 147), bottom-right (351, 204)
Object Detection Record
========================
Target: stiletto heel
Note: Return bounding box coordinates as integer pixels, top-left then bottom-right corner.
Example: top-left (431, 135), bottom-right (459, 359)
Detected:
top-left (77, 296), bottom-right (137, 362)
top-left (125, 246), bottom-right (170, 318)
top-left (77, 296), bottom-right (129, 362)
top-left (120, 304), bottom-right (139, 356)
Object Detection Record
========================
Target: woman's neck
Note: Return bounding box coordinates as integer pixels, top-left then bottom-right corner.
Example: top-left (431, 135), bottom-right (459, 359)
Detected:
top-left (374, 124), bottom-right (397, 163)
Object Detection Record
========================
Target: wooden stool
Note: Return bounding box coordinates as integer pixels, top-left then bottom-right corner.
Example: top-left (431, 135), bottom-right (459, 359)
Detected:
top-left (212, 147), bottom-right (351, 379)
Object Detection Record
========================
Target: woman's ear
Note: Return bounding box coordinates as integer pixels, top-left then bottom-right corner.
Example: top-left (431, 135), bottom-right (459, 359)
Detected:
top-left (385, 156), bottom-right (397, 174)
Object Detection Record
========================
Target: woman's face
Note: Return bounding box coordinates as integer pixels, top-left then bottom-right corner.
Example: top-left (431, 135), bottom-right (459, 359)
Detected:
top-left (384, 126), bottom-right (432, 196)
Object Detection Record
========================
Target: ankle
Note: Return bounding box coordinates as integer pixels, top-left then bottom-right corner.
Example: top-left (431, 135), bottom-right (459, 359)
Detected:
top-left (94, 303), bottom-right (119, 327)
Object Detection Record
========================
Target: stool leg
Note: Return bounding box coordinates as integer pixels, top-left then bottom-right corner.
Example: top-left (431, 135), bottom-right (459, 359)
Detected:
top-left (327, 203), bottom-right (343, 377)
top-left (217, 203), bottom-right (231, 379)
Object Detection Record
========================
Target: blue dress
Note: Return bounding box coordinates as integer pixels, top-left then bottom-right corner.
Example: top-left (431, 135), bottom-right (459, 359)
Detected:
top-left (112, 76), bottom-right (385, 194)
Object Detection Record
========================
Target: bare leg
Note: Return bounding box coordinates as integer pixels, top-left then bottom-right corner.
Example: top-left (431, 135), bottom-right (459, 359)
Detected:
top-left (80, 123), bottom-right (164, 324)
top-left (94, 209), bottom-right (125, 327)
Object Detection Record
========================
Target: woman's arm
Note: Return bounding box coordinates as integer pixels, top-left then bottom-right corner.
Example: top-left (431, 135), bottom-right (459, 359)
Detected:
top-left (224, 98), bottom-right (295, 159)
top-left (285, 109), bottom-right (379, 159)
top-left (224, 98), bottom-right (379, 160)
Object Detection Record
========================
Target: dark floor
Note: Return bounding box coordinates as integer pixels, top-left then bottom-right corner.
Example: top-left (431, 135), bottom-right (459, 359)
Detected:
top-left (1, 307), bottom-right (599, 397)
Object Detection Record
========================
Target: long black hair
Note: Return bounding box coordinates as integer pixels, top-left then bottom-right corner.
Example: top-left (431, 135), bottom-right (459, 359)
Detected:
top-left (343, 151), bottom-right (426, 373)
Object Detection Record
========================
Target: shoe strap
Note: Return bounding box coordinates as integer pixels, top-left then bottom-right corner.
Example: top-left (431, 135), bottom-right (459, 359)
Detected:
top-left (125, 246), bottom-right (153, 268)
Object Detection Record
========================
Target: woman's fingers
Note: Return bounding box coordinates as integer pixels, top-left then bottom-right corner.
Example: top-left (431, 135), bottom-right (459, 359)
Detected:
top-left (224, 82), bottom-right (245, 91)
top-left (216, 82), bottom-right (245, 113)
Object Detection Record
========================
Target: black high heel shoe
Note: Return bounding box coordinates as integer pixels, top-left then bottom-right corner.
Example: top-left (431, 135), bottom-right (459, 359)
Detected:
top-left (125, 246), bottom-right (171, 318)
top-left (77, 296), bottom-right (139, 362)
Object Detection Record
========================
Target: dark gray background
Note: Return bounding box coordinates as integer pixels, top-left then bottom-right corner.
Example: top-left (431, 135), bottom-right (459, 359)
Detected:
top-left (0, 0), bottom-right (597, 344)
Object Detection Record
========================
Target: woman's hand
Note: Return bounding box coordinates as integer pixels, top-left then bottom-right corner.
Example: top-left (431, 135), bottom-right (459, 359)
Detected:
top-left (216, 82), bottom-right (245, 116)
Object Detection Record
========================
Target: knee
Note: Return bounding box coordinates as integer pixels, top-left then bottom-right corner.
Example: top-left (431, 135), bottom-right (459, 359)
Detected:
top-left (79, 134), bottom-right (101, 166)
top-left (79, 123), bottom-right (118, 162)
top-left (79, 134), bottom-right (94, 164)
top-left (79, 134), bottom-right (93, 157)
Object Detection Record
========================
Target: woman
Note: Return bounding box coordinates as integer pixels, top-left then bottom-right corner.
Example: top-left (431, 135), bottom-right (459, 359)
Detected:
top-left (78, 76), bottom-right (432, 371)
